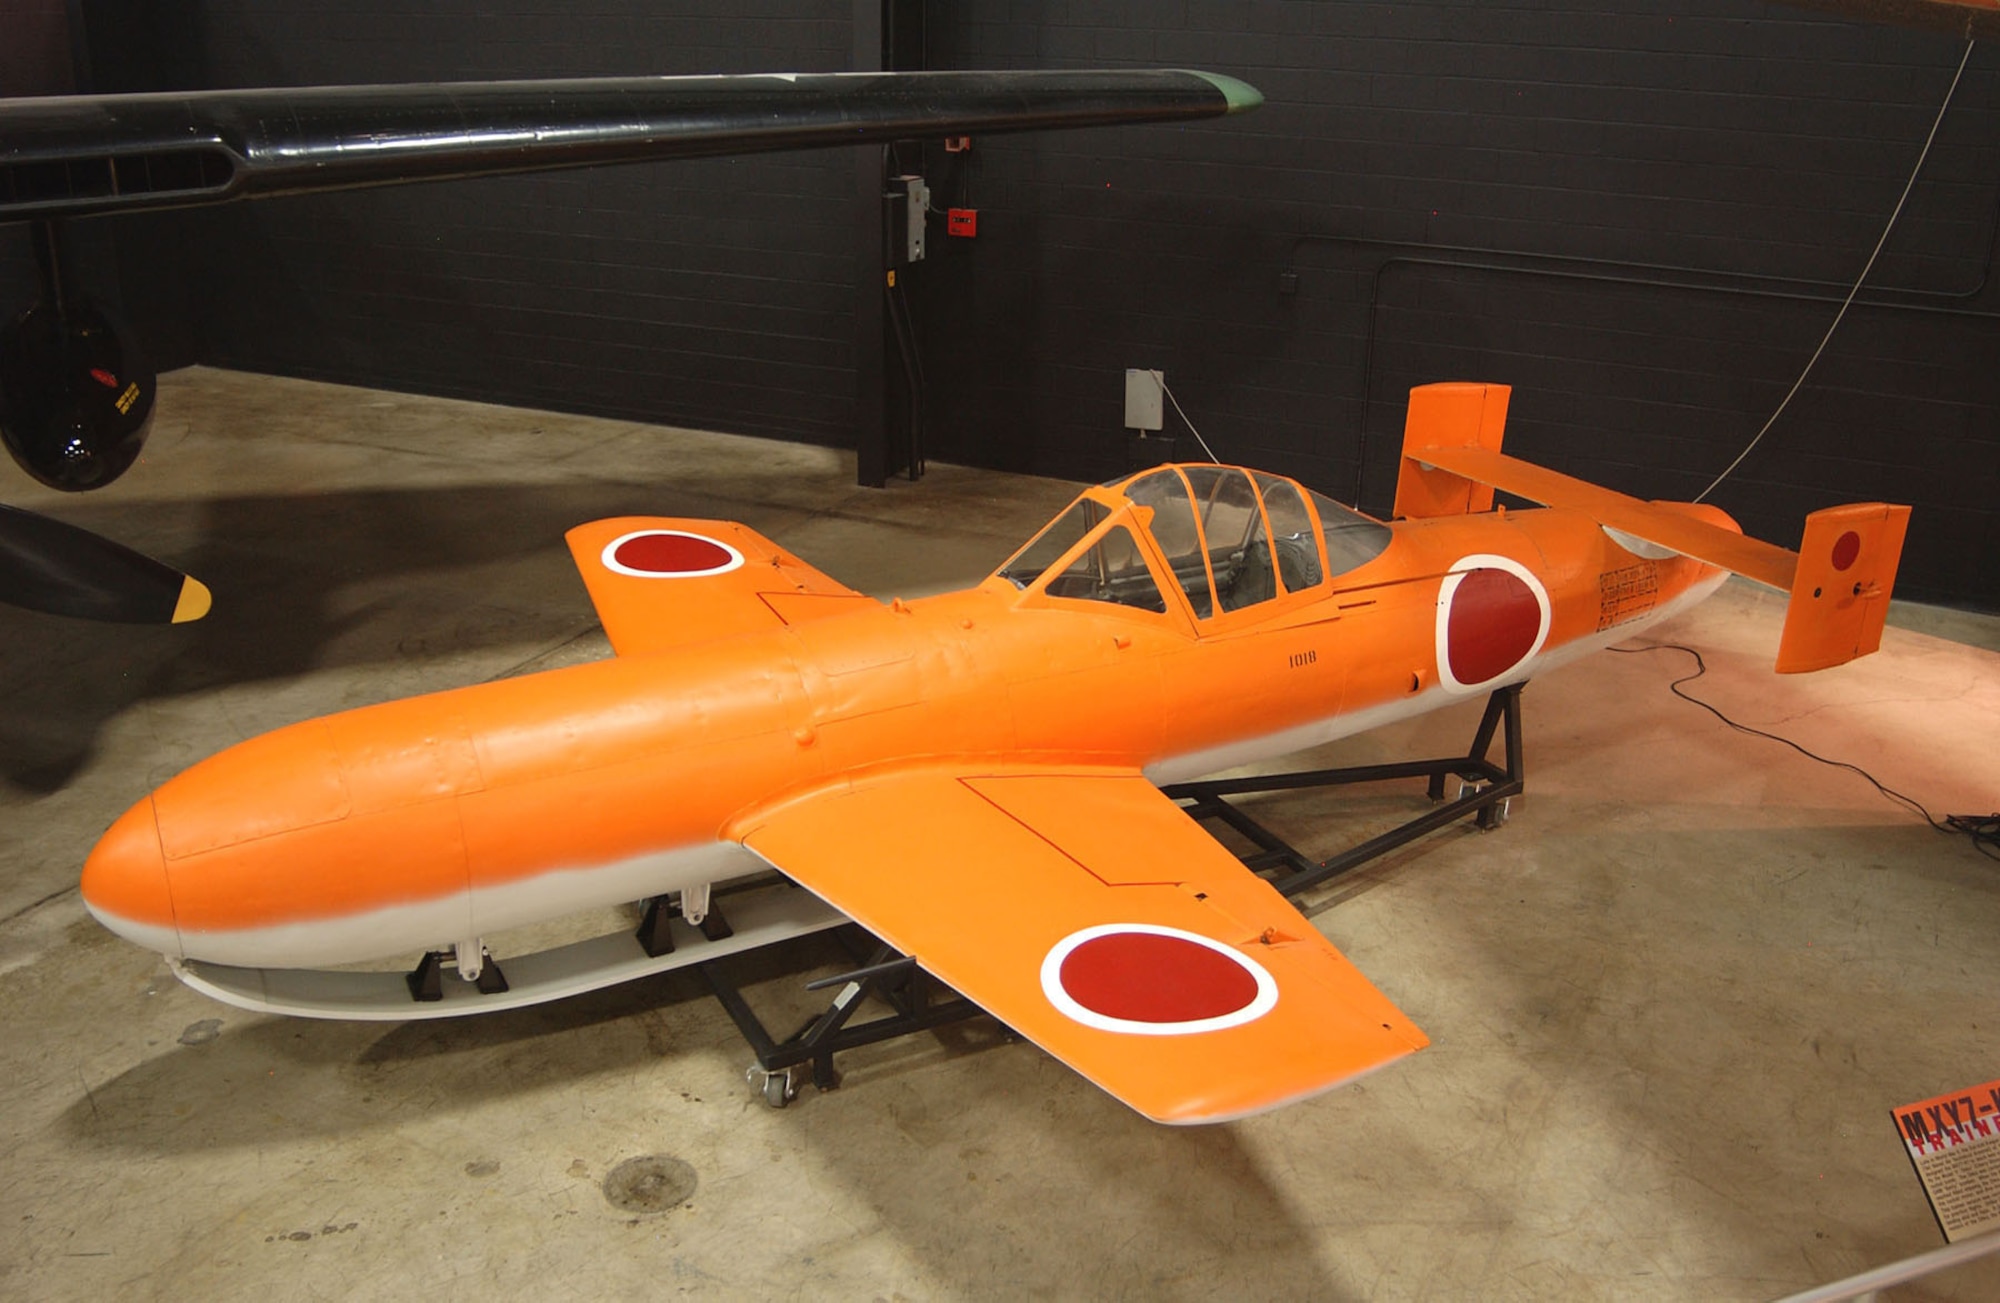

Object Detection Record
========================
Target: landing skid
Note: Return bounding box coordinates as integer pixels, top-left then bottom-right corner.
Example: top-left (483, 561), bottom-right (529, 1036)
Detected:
top-left (1162, 682), bottom-right (1525, 899)
top-left (172, 879), bottom-right (846, 1020)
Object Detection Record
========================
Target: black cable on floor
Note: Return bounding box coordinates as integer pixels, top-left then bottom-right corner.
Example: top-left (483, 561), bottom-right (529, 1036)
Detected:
top-left (1610, 642), bottom-right (1999, 861)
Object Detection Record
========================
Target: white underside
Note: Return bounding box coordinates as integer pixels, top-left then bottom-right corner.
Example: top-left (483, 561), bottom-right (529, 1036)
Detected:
top-left (169, 879), bottom-right (845, 1020)
top-left (120, 571), bottom-right (1724, 976)
top-left (97, 840), bottom-right (768, 970)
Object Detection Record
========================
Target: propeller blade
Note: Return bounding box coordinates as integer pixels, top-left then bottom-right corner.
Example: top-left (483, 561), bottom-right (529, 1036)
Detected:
top-left (0, 502), bottom-right (209, 623)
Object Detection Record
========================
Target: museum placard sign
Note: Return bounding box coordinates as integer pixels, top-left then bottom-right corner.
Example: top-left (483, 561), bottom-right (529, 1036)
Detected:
top-left (1893, 1077), bottom-right (2000, 1242)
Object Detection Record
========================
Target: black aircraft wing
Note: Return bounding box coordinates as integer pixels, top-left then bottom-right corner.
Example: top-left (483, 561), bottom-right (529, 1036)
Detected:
top-left (0, 69), bottom-right (1261, 223)
top-left (0, 67), bottom-right (1260, 622)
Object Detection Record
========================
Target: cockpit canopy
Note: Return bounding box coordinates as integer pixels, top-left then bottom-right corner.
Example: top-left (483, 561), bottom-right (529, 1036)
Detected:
top-left (996, 464), bottom-right (1391, 618)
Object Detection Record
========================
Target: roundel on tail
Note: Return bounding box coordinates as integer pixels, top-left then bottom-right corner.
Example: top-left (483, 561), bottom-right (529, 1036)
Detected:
top-left (1040, 923), bottom-right (1278, 1036)
top-left (1435, 554), bottom-right (1551, 692)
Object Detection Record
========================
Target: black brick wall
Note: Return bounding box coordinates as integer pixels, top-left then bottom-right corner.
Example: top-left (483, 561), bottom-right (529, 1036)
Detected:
top-left (81, 0), bottom-right (859, 446)
top-left (38, 0), bottom-right (1999, 607)
top-left (913, 0), bottom-right (1997, 607)
top-left (0, 228), bottom-right (31, 320)
top-left (0, 0), bottom-right (74, 320)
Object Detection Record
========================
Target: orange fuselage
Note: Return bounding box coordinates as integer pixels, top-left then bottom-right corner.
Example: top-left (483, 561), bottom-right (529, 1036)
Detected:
top-left (81, 501), bottom-right (1730, 969)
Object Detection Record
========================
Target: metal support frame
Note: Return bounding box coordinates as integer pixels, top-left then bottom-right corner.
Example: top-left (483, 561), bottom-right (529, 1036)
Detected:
top-left (854, 0), bottom-right (927, 487)
top-left (1162, 682), bottom-right (1526, 899)
top-left (700, 926), bottom-right (986, 1107)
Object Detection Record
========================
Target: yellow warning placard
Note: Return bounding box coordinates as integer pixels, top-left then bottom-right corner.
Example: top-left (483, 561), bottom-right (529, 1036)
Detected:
top-left (1894, 1078), bottom-right (2000, 1242)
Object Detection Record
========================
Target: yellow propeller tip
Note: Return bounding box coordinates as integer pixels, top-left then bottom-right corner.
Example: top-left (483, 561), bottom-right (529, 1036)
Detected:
top-left (171, 576), bottom-right (212, 623)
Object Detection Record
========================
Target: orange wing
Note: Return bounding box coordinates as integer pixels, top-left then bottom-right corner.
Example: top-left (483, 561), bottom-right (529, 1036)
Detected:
top-left (565, 517), bottom-right (873, 656)
top-left (733, 766), bottom-right (1426, 1124)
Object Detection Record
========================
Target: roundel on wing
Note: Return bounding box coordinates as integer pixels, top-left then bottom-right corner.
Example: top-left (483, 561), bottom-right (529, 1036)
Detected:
top-left (600, 529), bottom-right (744, 578)
top-left (1435, 555), bottom-right (1551, 692)
top-left (1040, 924), bottom-right (1278, 1036)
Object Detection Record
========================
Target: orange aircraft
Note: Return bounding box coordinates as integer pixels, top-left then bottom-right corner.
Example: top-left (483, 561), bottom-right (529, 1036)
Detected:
top-left (78, 382), bottom-right (1910, 1124)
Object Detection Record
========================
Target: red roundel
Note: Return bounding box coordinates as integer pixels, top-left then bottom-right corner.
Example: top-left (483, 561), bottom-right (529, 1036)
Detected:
top-left (612, 532), bottom-right (734, 575)
top-left (1446, 567), bottom-right (1542, 686)
top-left (1058, 930), bottom-right (1260, 1024)
top-left (1831, 530), bottom-right (1861, 572)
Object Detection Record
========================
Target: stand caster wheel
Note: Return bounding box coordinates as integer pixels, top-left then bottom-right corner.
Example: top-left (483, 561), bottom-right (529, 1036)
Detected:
top-left (749, 1066), bottom-right (796, 1109)
top-left (1476, 797), bottom-right (1512, 831)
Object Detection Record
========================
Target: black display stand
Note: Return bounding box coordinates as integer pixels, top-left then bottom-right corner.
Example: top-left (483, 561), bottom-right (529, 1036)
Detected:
top-left (700, 929), bottom-right (987, 1108)
top-left (1161, 682), bottom-right (1525, 899)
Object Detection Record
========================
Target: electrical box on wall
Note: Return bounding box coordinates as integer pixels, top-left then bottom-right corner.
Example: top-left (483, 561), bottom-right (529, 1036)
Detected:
top-left (890, 174), bottom-right (929, 263)
top-left (1124, 368), bottom-right (1164, 431)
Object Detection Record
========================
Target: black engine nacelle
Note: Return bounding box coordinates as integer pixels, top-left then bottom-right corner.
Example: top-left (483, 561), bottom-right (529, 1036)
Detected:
top-left (0, 298), bottom-right (155, 492)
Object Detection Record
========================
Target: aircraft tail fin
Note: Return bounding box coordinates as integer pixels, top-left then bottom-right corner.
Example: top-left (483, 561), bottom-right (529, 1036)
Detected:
top-left (1774, 503), bottom-right (1910, 673)
top-left (1392, 382), bottom-right (1510, 520)
top-left (1395, 382), bottom-right (1911, 674)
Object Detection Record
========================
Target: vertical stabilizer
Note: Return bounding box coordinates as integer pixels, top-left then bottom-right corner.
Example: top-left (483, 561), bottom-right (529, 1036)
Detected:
top-left (1393, 382), bottom-right (1512, 519)
top-left (1775, 503), bottom-right (1911, 673)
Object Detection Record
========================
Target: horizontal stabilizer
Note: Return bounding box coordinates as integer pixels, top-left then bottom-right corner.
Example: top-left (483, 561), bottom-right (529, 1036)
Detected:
top-left (1406, 441), bottom-right (1910, 674)
top-left (1410, 444), bottom-right (1799, 590)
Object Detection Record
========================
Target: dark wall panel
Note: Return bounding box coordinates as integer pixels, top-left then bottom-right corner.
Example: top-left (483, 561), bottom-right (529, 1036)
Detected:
top-left (914, 1), bottom-right (1998, 607)
top-left (0, 0), bottom-right (76, 97)
top-left (53, 0), bottom-right (2000, 607)
top-left (0, 226), bottom-right (33, 323)
top-left (81, 0), bottom-right (859, 446)
top-left (0, 0), bottom-right (77, 314)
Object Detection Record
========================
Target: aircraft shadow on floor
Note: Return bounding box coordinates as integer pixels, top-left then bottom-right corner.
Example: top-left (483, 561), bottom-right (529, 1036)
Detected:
top-left (1, 477), bottom-right (859, 791)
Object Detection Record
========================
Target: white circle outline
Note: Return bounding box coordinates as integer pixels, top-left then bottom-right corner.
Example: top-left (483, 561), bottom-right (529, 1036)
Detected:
top-left (1039, 922), bottom-right (1279, 1037)
top-left (1433, 553), bottom-right (1553, 694)
top-left (600, 529), bottom-right (745, 579)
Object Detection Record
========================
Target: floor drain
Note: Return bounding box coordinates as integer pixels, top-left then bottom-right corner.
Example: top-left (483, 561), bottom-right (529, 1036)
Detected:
top-left (602, 1155), bottom-right (697, 1214)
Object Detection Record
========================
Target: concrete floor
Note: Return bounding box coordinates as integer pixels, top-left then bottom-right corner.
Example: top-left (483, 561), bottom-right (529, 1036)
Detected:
top-left (2, 366), bottom-right (1996, 1300)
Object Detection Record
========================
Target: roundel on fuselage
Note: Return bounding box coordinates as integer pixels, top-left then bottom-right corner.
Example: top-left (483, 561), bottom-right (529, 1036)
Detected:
top-left (1434, 554), bottom-right (1551, 692)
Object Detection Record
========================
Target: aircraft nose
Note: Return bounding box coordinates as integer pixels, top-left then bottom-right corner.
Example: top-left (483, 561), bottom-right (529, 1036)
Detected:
top-left (80, 797), bottom-right (182, 957)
